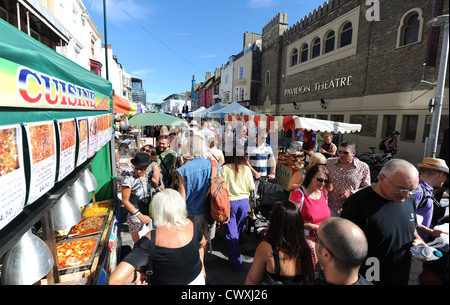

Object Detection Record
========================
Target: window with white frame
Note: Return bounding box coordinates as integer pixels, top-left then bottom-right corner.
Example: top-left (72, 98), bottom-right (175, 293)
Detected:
top-left (239, 66), bottom-right (244, 80)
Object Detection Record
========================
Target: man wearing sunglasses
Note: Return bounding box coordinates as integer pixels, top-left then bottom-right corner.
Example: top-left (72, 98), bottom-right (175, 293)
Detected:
top-left (341, 159), bottom-right (427, 285)
top-left (326, 141), bottom-right (371, 216)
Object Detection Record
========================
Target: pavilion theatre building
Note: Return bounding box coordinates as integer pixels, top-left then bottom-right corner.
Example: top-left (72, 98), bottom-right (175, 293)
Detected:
top-left (255, 0), bottom-right (449, 163)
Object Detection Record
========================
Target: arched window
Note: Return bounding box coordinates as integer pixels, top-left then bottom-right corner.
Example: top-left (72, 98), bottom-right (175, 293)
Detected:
top-left (403, 13), bottom-right (420, 45)
top-left (291, 48), bottom-right (298, 66)
top-left (301, 43), bottom-right (309, 62)
top-left (397, 9), bottom-right (423, 48)
top-left (340, 22), bottom-right (353, 47)
top-left (325, 31), bottom-right (335, 53)
top-left (312, 37), bottom-right (321, 58)
top-left (265, 70), bottom-right (270, 86)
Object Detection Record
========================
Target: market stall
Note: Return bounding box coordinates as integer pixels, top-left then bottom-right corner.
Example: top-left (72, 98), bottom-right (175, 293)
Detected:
top-left (224, 113), bottom-right (362, 190)
top-left (0, 19), bottom-right (119, 285)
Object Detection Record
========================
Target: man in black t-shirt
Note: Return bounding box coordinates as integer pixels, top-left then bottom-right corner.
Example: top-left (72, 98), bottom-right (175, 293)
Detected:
top-left (341, 159), bottom-right (427, 285)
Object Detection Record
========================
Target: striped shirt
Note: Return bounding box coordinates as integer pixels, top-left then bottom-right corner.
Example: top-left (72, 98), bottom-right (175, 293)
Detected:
top-left (247, 143), bottom-right (274, 177)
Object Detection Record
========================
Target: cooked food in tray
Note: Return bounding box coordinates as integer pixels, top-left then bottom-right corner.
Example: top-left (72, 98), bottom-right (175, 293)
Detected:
top-left (56, 238), bottom-right (97, 269)
top-left (69, 215), bottom-right (105, 237)
top-left (82, 201), bottom-right (111, 218)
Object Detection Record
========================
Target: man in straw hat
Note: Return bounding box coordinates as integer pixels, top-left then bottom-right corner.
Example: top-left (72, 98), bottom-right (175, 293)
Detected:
top-left (409, 157), bottom-right (449, 285)
top-left (414, 157), bottom-right (449, 241)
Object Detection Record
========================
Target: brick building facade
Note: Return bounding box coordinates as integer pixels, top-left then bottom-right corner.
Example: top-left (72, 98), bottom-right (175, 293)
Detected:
top-left (255, 0), bottom-right (449, 163)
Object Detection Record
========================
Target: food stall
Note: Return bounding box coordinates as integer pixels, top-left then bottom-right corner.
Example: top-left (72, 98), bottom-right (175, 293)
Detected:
top-left (224, 114), bottom-right (362, 190)
top-left (0, 19), bottom-right (120, 285)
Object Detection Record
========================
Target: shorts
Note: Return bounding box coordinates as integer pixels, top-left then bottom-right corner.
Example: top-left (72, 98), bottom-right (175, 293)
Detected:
top-left (127, 212), bottom-right (144, 233)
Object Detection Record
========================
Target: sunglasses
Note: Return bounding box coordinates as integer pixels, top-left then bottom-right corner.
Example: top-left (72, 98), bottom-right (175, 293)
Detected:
top-left (337, 150), bottom-right (351, 155)
top-left (159, 135), bottom-right (170, 139)
top-left (133, 166), bottom-right (147, 171)
top-left (315, 177), bottom-right (329, 183)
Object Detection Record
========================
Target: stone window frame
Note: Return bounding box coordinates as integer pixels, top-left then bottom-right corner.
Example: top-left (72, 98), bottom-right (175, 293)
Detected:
top-left (324, 30), bottom-right (336, 54)
top-left (285, 7), bottom-right (360, 77)
top-left (291, 48), bottom-right (298, 66)
top-left (396, 8), bottom-right (424, 49)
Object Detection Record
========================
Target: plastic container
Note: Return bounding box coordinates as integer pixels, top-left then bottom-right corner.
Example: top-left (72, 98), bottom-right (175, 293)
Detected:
top-left (410, 246), bottom-right (443, 260)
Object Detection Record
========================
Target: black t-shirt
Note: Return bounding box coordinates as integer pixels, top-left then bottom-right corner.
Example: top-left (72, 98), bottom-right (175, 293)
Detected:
top-left (122, 216), bottom-right (203, 285)
top-left (341, 187), bottom-right (417, 285)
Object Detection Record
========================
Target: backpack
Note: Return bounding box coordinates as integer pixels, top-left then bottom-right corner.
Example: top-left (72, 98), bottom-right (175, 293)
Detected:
top-left (378, 138), bottom-right (388, 150)
top-left (204, 160), bottom-right (230, 224)
top-left (416, 184), bottom-right (441, 209)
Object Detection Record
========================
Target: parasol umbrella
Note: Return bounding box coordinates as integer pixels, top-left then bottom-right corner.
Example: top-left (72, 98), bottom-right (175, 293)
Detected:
top-left (128, 109), bottom-right (186, 126)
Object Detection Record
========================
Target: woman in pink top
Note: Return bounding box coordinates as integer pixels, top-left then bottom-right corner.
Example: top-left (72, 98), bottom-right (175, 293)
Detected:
top-left (289, 164), bottom-right (331, 240)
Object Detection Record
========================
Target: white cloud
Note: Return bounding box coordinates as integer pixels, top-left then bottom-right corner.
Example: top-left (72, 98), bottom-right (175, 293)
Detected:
top-left (247, 0), bottom-right (276, 9)
top-left (198, 54), bottom-right (217, 59)
top-left (131, 69), bottom-right (156, 76)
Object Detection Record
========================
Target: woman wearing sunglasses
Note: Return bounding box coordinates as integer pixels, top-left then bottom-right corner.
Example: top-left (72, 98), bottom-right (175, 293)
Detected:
top-left (289, 164), bottom-right (331, 240)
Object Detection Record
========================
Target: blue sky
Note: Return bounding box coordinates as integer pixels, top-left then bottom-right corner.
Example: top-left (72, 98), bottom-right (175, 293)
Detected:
top-left (83, 0), bottom-right (325, 103)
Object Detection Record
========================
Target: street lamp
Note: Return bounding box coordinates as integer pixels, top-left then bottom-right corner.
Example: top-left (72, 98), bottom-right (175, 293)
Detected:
top-left (425, 14), bottom-right (449, 158)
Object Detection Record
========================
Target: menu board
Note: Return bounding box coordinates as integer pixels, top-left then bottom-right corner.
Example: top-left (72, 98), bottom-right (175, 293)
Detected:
top-left (88, 116), bottom-right (98, 158)
top-left (97, 115), bottom-right (104, 150)
top-left (0, 125), bottom-right (26, 230)
top-left (76, 117), bottom-right (88, 166)
top-left (56, 119), bottom-right (76, 181)
top-left (25, 121), bottom-right (57, 205)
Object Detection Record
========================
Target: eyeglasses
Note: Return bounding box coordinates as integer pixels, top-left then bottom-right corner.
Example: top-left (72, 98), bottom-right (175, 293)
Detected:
top-left (316, 231), bottom-right (343, 262)
top-left (133, 166), bottom-right (147, 172)
top-left (383, 175), bottom-right (418, 195)
top-left (337, 150), bottom-right (351, 155)
top-left (315, 177), bottom-right (329, 184)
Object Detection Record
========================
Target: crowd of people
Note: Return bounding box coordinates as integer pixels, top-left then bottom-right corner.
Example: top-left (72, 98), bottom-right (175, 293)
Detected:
top-left (110, 120), bottom-right (449, 286)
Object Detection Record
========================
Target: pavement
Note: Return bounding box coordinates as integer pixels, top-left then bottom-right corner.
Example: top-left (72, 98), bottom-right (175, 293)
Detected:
top-left (119, 205), bottom-right (268, 285)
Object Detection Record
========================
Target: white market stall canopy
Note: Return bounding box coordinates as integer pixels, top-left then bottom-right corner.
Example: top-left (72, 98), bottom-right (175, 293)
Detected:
top-left (224, 114), bottom-right (361, 134)
top-left (208, 101), bottom-right (265, 118)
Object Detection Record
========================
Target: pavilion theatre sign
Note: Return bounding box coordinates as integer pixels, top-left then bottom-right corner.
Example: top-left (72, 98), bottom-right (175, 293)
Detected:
top-left (284, 75), bottom-right (353, 96)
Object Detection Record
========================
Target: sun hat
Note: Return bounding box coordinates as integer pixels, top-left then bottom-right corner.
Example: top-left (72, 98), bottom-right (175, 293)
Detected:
top-left (131, 152), bottom-right (151, 167)
top-left (190, 120), bottom-right (199, 126)
top-left (417, 157), bottom-right (449, 174)
top-left (160, 125), bottom-right (170, 135)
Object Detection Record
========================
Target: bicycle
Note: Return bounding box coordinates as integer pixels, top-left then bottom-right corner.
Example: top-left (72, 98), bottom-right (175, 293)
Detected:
top-left (357, 147), bottom-right (395, 182)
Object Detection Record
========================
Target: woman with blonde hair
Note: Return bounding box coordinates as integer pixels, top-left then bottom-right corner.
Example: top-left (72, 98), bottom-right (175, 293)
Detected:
top-left (109, 189), bottom-right (207, 285)
top-left (287, 152), bottom-right (327, 191)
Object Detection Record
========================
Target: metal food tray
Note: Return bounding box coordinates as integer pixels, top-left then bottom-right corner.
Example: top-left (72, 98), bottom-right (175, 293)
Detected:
top-left (81, 200), bottom-right (112, 218)
top-left (67, 214), bottom-right (107, 238)
top-left (56, 235), bottom-right (100, 272)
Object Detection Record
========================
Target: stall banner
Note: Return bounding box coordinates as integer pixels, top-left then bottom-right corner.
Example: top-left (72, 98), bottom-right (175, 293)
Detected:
top-left (24, 121), bottom-right (57, 205)
top-left (76, 117), bottom-right (88, 166)
top-left (56, 119), bottom-right (76, 181)
top-left (0, 125), bottom-right (26, 230)
top-left (88, 116), bottom-right (98, 158)
top-left (0, 57), bottom-right (110, 111)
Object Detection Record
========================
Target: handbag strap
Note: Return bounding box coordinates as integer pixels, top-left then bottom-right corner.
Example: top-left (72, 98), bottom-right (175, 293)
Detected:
top-left (146, 230), bottom-right (156, 277)
top-left (297, 187), bottom-right (305, 211)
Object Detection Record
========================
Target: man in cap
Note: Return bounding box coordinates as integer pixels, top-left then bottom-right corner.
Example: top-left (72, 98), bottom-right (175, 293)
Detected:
top-left (341, 159), bottom-right (427, 285)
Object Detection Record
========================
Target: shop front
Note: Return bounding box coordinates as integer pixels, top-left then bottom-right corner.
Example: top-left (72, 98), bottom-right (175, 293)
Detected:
top-left (0, 19), bottom-right (119, 285)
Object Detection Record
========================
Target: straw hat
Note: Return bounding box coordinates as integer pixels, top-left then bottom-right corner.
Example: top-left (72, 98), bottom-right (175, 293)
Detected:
top-left (160, 126), bottom-right (170, 135)
top-left (417, 157), bottom-right (449, 174)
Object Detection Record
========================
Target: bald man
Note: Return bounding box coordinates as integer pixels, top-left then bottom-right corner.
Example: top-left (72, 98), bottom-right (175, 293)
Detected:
top-left (341, 159), bottom-right (427, 285)
top-left (314, 217), bottom-right (373, 285)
